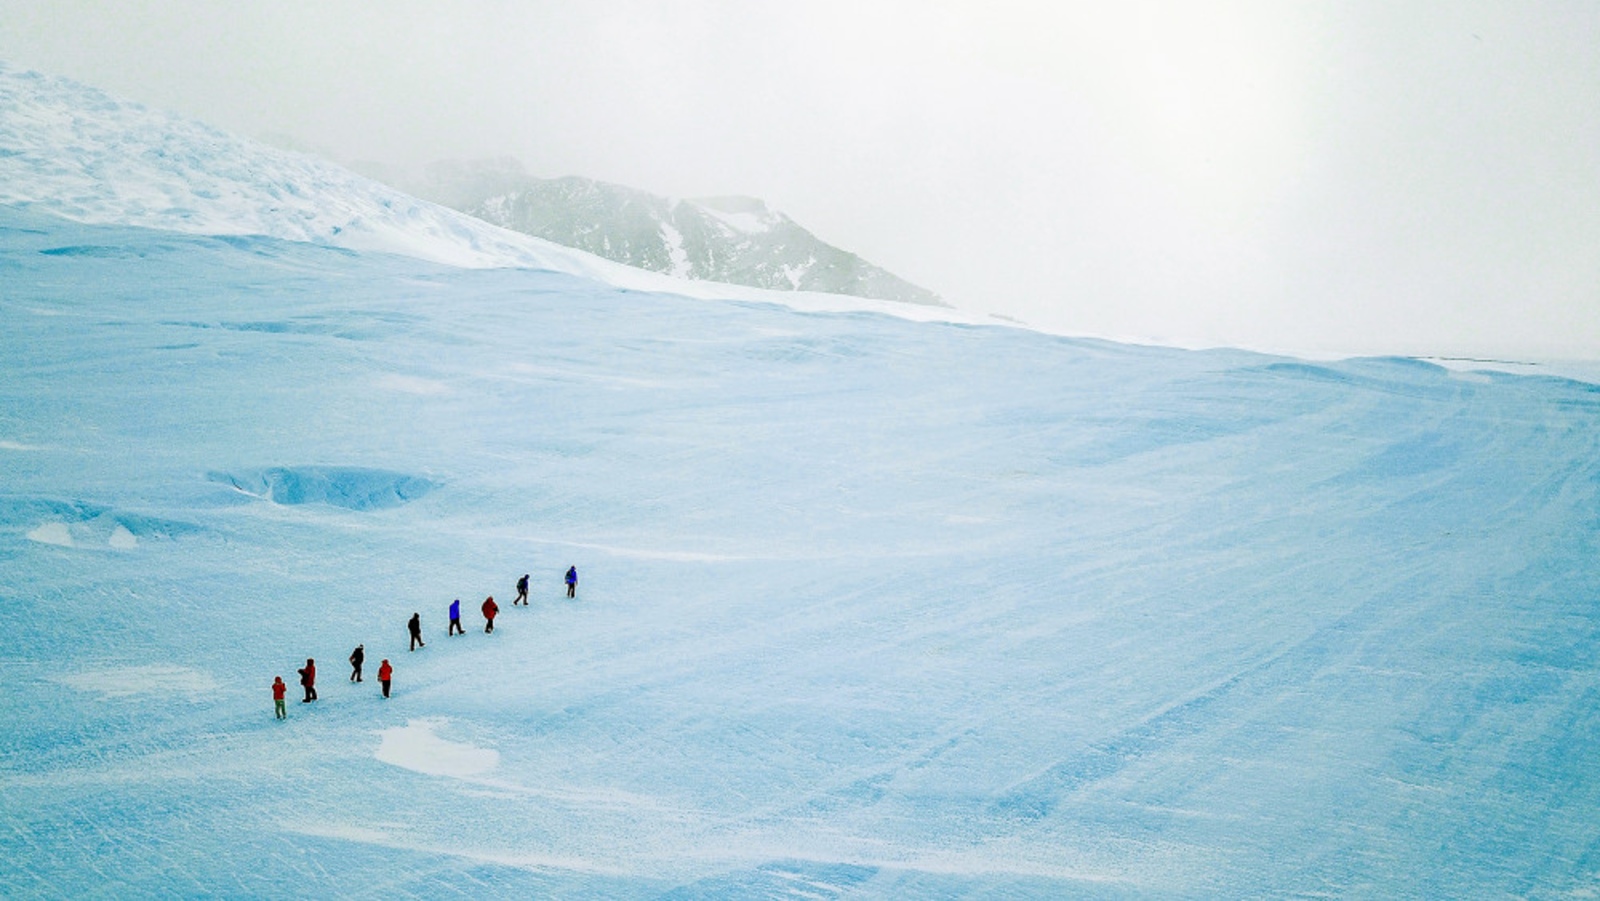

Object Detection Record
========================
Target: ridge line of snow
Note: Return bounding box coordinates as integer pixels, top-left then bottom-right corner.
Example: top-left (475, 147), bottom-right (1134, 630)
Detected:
top-left (0, 61), bottom-right (995, 330)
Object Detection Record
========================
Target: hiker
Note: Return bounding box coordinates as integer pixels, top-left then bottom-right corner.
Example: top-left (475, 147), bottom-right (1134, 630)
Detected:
top-left (515, 573), bottom-right (529, 605)
top-left (449, 598), bottom-right (464, 636)
top-left (408, 612), bottom-right (425, 651)
top-left (483, 595), bottom-right (499, 633)
top-left (349, 644), bottom-right (364, 682)
top-left (272, 676), bottom-right (287, 719)
top-left (565, 565), bottom-right (577, 598)
top-left (378, 659), bottom-right (393, 698)
top-left (297, 658), bottom-right (317, 702)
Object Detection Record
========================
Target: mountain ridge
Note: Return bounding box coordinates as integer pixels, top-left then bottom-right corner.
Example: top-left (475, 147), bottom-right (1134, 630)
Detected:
top-left (373, 159), bottom-right (945, 307)
top-left (0, 61), bottom-right (950, 316)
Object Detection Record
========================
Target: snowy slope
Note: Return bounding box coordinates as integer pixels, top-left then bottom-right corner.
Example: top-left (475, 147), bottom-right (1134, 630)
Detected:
top-left (5, 203), bottom-right (1600, 897)
top-left (6, 62), bottom-right (1600, 900)
top-left (0, 64), bottom-right (560, 270)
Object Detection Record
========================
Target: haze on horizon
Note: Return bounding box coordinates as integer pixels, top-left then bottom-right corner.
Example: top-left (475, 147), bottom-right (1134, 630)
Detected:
top-left (1, 0), bottom-right (1595, 361)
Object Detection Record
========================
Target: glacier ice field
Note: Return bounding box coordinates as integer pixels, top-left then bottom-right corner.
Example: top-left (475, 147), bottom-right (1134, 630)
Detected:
top-left (3, 201), bottom-right (1600, 898)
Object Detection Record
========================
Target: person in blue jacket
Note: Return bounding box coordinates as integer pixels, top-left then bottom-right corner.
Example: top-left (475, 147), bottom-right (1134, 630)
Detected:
top-left (448, 598), bottom-right (464, 635)
top-left (565, 566), bottom-right (577, 598)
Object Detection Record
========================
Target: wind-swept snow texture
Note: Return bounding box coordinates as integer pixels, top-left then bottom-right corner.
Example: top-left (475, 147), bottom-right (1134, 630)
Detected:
top-left (5, 203), bottom-right (1600, 898)
top-left (5, 57), bottom-right (1600, 900)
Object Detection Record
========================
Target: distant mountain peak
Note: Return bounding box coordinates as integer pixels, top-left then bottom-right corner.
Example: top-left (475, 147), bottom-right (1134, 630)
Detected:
top-left (0, 62), bottom-right (949, 313)
top-left (401, 163), bottom-right (945, 307)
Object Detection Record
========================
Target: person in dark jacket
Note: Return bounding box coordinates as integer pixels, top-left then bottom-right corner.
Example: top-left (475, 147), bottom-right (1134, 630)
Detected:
top-left (272, 676), bottom-right (287, 719)
top-left (349, 644), bottom-right (364, 682)
top-left (482, 596), bottom-right (500, 633)
top-left (565, 566), bottom-right (577, 598)
top-left (378, 659), bottom-right (393, 698)
top-left (515, 574), bottom-right (529, 605)
top-left (297, 658), bottom-right (317, 702)
top-left (408, 613), bottom-right (425, 651)
top-left (448, 598), bottom-right (464, 636)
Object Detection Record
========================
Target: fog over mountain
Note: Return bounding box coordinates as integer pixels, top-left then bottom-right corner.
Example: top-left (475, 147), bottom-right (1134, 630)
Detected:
top-left (0, 63), bottom-right (963, 326)
top-left (361, 157), bottom-right (944, 307)
top-left (2, 4), bottom-right (1595, 358)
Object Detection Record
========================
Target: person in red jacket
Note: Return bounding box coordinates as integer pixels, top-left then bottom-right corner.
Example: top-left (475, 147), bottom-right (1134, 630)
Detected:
top-left (297, 658), bottom-right (317, 702)
top-left (482, 595), bottom-right (499, 633)
top-left (272, 676), bottom-right (287, 719)
top-left (377, 659), bottom-right (393, 698)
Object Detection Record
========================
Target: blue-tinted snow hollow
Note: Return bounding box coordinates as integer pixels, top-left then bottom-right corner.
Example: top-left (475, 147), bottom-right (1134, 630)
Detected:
top-left (209, 466), bottom-right (436, 510)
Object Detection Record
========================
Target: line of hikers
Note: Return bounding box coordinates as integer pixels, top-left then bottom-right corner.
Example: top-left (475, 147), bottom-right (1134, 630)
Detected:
top-left (272, 566), bottom-right (578, 719)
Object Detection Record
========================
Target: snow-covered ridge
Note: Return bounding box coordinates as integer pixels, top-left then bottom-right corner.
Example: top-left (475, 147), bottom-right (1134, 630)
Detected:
top-left (0, 66), bottom-right (530, 267)
top-left (0, 64), bottom-right (743, 299)
top-left (0, 63), bottom-right (751, 296)
top-left (0, 62), bottom-right (977, 324)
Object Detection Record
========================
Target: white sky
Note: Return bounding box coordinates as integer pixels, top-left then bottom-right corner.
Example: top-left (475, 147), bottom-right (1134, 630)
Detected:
top-left (1, 1), bottom-right (1596, 359)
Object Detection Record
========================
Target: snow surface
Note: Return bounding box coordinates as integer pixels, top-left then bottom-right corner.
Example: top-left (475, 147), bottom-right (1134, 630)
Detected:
top-left (5, 202), bottom-right (1600, 897)
top-left (4, 61), bottom-right (1600, 899)
top-left (377, 719), bottom-right (502, 778)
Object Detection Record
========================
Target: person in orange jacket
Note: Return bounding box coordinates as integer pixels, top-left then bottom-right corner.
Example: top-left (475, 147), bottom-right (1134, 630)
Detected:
top-left (272, 676), bottom-right (287, 719)
top-left (377, 659), bottom-right (393, 698)
top-left (482, 595), bottom-right (499, 633)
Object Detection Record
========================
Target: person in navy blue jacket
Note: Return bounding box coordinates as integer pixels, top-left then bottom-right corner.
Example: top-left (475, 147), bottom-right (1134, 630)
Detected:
top-left (565, 566), bottom-right (577, 598)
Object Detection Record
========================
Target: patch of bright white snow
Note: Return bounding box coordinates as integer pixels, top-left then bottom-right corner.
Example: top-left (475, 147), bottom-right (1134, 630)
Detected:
top-left (108, 524), bottom-right (138, 549)
top-left (376, 718), bottom-right (500, 778)
top-left (25, 522), bottom-right (73, 546)
top-left (659, 219), bottom-right (691, 279)
top-left (56, 665), bottom-right (219, 699)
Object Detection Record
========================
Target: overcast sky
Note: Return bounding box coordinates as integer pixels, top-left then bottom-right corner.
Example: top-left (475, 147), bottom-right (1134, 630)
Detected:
top-left (2, 1), bottom-right (1596, 359)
